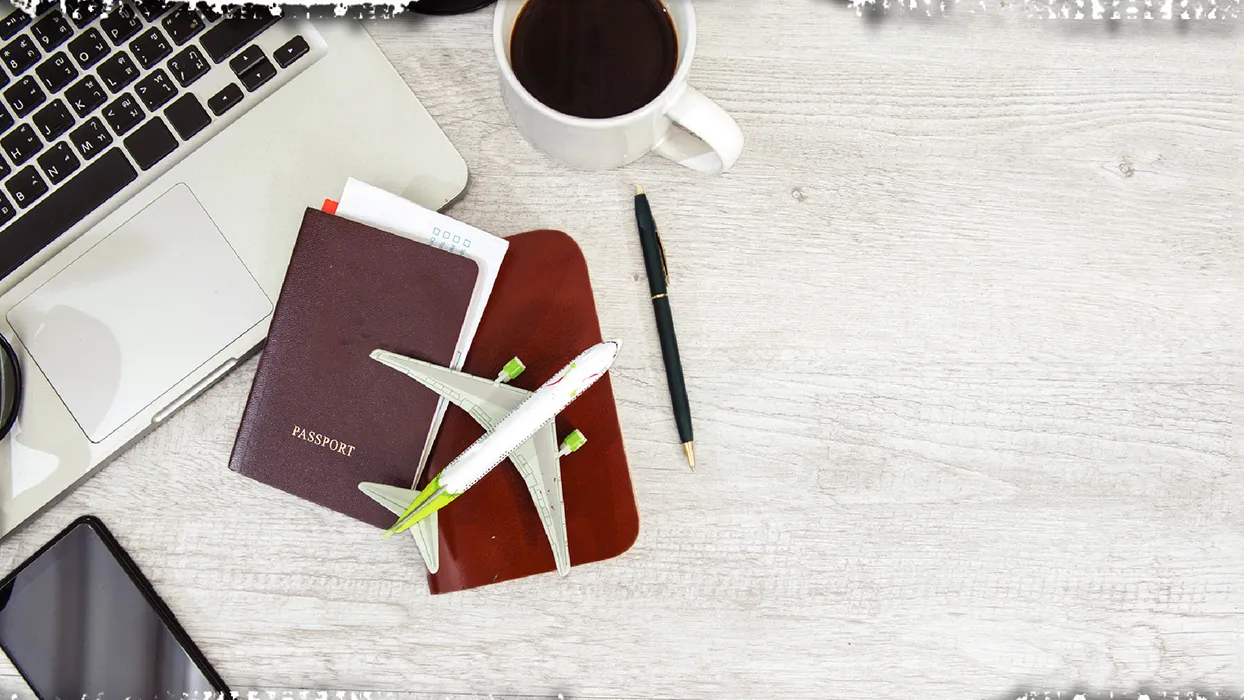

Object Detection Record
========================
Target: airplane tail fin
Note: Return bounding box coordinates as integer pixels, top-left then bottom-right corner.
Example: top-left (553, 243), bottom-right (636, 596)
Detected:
top-left (357, 482), bottom-right (440, 574)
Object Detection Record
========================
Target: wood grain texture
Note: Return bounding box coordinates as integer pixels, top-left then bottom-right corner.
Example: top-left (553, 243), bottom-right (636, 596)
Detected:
top-left (1, 1), bottom-right (1241, 697)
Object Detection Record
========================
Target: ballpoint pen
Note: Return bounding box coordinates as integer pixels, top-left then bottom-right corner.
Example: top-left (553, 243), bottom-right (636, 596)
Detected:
top-left (633, 185), bottom-right (695, 469)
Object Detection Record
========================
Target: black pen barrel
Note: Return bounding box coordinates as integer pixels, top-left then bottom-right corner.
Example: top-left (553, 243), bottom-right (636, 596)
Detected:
top-left (652, 296), bottom-right (693, 443)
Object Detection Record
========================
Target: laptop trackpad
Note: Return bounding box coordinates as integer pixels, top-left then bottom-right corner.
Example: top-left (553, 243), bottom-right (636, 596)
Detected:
top-left (7, 184), bottom-right (272, 443)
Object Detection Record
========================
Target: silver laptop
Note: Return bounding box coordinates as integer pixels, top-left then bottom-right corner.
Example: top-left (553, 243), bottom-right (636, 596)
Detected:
top-left (0, 2), bottom-right (469, 537)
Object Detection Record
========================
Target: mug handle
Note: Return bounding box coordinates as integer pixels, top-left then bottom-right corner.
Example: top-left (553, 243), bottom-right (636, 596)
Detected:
top-left (654, 86), bottom-right (744, 175)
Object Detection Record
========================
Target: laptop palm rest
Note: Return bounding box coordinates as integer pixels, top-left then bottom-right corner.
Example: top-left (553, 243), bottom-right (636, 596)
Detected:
top-left (6, 184), bottom-right (272, 443)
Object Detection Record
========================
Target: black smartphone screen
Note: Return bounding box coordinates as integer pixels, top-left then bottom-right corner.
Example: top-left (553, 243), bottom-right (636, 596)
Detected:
top-left (0, 517), bottom-right (227, 698)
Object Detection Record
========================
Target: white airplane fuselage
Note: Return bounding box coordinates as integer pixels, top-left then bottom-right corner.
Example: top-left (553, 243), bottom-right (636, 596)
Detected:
top-left (440, 340), bottom-right (620, 494)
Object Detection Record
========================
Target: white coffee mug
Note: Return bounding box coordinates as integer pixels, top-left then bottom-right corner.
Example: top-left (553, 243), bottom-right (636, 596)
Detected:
top-left (492, 0), bottom-right (745, 174)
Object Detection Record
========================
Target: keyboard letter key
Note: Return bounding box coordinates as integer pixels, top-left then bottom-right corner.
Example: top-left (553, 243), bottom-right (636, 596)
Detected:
top-left (4, 75), bottom-right (46, 118)
top-left (5, 165), bottom-right (48, 208)
top-left (69, 116), bottom-right (113, 159)
top-left (32, 99), bottom-right (75, 141)
top-left (1, 123), bottom-right (41, 165)
top-left (98, 51), bottom-right (140, 93)
top-left (65, 74), bottom-right (107, 117)
top-left (100, 5), bottom-right (142, 46)
top-left (35, 51), bottom-right (79, 92)
top-left (37, 141), bottom-right (80, 184)
top-left (67, 27), bottom-right (110, 70)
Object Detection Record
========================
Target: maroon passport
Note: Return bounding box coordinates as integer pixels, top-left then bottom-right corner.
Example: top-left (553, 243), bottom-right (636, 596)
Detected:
top-left (229, 208), bottom-right (478, 528)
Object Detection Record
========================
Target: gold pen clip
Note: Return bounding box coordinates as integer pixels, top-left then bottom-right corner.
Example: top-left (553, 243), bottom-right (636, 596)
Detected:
top-left (655, 225), bottom-right (670, 288)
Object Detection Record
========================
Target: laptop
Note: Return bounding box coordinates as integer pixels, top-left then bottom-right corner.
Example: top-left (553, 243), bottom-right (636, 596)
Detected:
top-left (0, 2), bottom-right (470, 537)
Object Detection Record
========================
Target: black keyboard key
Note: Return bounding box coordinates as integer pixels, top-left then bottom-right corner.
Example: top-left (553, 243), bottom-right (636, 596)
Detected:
top-left (65, 74), bottom-right (106, 116)
top-left (1, 35), bottom-right (40, 75)
top-left (195, 3), bottom-right (222, 22)
top-left (32, 99), bottom-right (73, 140)
top-left (162, 5), bottom-right (204, 45)
top-left (134, 0), bottom-right (171, 22)
top-left (0, 103), bottom-right (12, 134)
top-left (228, 44), bottom-right (262, 74)
top-left (67, 1), bottom-right (106, 28)
top-left (4, 75), bottom-right (45, 118)
top-left (5, 164), bottom-right (46, 207)
top-left (34, 51), bottom-right (77, 92)
top-left (273, 35), bottom-right (307, 68)
top-left (0, 10), bottom-right (30, 42)
top-left (100, 4), bottom-right (141, 46)
top-left (0, 67), bottom-right (7, 91)
top-left (97, 51), bottom-right (138, 92)
top-left (31, 11), bottom-right (72, 52)
top-left (122, 115), bottom-right (174, 170)
top-left (0, 154), bottom-right (9, 180)
top-left (237, 54), bottom-right (274, 92)
top-left (129, 26), bottom-right (171, 69)
top-left (134, 67), bottom-right (175, 110)
top-left (36, 140), bottom-right (78, 183)
top-left (67, 27), bottom-right (108, 70)
top-left (69, 115), bottom-right (111, 158)
top-left (194, 3), bottom-right (221, 22)
top-left (163, 91), bottom-right (207, 139)
top-left (199, 16), bottom-right (279, 64)
top-left (0, 191), bottom-right (14, 225)
top-left (206, 82), bottom-right (240, 115)
top-left (166, 44), bottom-right (207, 86)
top-left (0, 148), bottom-right (136, 276)
top-left (1, 123), bottom-right (40, 165)
top-left (102, 92), bottom-right (142, 134)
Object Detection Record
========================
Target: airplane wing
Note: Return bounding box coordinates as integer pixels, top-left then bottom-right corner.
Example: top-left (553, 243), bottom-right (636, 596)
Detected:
top-left (508, 422), bottom-right (571, 576)
top-left (371, 350), bottom-right (530, 431)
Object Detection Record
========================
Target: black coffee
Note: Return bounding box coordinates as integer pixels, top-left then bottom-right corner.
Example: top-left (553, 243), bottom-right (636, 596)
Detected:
top-left (510, 0), bottom-right (678, 119)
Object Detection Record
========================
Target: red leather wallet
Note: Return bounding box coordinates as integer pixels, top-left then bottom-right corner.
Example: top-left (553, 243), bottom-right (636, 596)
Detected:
top-left (421, 229), bottom-right (640, 593)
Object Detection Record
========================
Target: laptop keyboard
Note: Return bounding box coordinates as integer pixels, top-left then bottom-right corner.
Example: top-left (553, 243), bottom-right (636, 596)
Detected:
top-left (0, 1), bottom-right (315, 280)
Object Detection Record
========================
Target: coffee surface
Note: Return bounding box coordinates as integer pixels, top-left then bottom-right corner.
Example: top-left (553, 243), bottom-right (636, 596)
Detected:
top-left (510, 0), bottom-right (678, 119)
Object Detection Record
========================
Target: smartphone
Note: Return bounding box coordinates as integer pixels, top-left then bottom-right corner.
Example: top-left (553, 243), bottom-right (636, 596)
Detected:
top-left (0, 515), bottom-right (229, 698)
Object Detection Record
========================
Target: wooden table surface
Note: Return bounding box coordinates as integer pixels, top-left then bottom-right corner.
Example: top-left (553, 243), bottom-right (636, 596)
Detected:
top-left (2, 2), bottom-right (1241, 697)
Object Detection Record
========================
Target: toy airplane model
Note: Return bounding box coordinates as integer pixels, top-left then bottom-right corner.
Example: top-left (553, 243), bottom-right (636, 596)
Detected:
top-left (358, 340), bottom-right (621, 577)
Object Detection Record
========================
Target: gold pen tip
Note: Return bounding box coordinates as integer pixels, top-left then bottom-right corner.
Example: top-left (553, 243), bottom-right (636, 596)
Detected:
top-left (635, 185), bottom-right (645, 196)
top-left (683, 442), bottom-right (696, 469)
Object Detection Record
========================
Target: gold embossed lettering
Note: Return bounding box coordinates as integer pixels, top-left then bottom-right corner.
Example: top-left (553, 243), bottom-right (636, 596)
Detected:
top-left (292, 425), bottom-right (355, 457)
